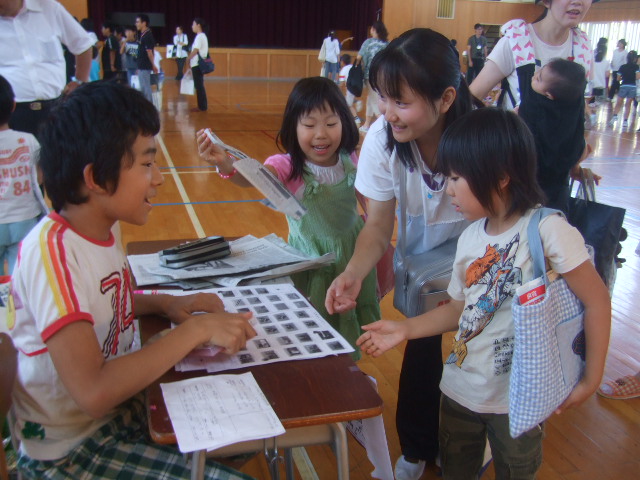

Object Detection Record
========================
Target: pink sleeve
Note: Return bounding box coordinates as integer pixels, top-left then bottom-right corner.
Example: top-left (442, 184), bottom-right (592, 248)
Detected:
top-left (349, 151), bottom-right (359, 167)
top-left (264, 154), bottom-right (304, 194)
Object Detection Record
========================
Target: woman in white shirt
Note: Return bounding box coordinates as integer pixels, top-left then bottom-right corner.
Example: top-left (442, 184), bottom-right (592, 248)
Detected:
top-left (186, 18), bottom-right (209, 112)
top-left (173, 25), bottom-right (188, 80)
top-left (321, 31), bottom-right (341, 83)
top-left (608, 39), bottom-right (628, 100)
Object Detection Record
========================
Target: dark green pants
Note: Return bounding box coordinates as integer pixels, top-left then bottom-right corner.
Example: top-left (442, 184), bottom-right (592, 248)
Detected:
top-left (439, 395), bottom-right (543, 480)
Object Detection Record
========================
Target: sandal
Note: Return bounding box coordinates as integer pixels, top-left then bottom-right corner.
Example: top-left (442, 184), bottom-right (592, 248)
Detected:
top-left (597, 375), bottom-right (640, 400)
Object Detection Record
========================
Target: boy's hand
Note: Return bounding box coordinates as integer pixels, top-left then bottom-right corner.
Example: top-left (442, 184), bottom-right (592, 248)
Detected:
top-left (554, 377), bottom-right (599, 414)
top-left (197, 312), bottom-right (257, 355)
top-left (356, 320), bottom-right (407, 357)
top-left (164, 292), bottom-right (225, 323)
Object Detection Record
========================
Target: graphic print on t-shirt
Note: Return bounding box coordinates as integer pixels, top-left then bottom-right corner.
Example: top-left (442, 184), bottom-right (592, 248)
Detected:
top-left (100, 267), bottom-right (134, 358)
top-left (446, 233), bottom-right (522, 368)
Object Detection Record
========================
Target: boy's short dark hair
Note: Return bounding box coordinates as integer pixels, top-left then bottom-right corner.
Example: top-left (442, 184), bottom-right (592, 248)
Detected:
top-left (0, 75), bottom-right (14, 126)
top-left (474, 23), bottom-right (483, 30)
top-left (102, 21), bottom-right (115, 32)
top-left (39, 82), bottom-right (160, 212)
top-left (340, 54), bottom-right (351, 65)
top-left (437, 108), bottom-right (545, 219)
top-left (136, 13), bottom-right (150, 26)
top-left (546, 58), bottom-right (586, 103)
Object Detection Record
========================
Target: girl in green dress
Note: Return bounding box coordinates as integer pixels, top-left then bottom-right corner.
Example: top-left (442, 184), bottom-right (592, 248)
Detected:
top-left (197, 77), bottom-right (380, 359)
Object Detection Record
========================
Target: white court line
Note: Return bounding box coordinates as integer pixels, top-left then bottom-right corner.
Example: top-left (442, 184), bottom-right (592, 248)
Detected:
top-left (292, 447), bottom-right (320, 480)
top-left (156, 134), bottom-right (206, 238)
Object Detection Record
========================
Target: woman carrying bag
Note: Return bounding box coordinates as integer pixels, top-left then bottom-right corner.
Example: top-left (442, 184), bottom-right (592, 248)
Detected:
top-left (185, 18), bottom-right (209, 112)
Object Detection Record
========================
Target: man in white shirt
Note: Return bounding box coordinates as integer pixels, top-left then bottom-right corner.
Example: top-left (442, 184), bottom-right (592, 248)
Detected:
top-left (608, 39), bottom-right (628, 101)
top-left (0, 0), bottom-right (93, 137)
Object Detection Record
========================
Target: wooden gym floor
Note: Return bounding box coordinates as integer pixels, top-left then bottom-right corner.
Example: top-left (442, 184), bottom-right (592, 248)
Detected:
top-left (120, 78), bottom-right (640, 479)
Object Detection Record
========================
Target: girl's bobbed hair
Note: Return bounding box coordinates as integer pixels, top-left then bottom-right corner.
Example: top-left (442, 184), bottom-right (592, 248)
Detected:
top-left (369, 28), bottom-right (477, 169)
top-left (276, 76), bottom-right (359, 181)
top-left (436, 109), bottom-right (545, 218)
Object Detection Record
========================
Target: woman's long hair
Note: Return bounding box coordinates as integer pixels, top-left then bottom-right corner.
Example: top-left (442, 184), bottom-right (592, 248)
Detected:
top-left (369, 28), bottom-right (477, 169)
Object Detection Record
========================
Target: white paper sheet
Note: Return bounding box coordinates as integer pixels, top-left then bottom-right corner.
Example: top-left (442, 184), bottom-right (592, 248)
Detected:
top-left (161, 372), bottom-right (285, 453)
top-left (140, 284), bottom-right (355, 372)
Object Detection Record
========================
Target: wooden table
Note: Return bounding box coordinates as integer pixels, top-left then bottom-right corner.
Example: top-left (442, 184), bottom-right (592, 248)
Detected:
top-left (129, 240), bottom-right (384, 480)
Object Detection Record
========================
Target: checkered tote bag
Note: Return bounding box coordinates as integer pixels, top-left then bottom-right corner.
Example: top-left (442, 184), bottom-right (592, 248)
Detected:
top-left (509, 208), bottom-right (586, 438)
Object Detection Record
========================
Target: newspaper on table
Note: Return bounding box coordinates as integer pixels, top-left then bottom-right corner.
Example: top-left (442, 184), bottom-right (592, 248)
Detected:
top-left (128, 234), bottom-right (334, 287)
top-left (141, 284), bottom-right (355, 373)
top-left (205, 129), bottom-right (307, 220)
top-left (161, 372), bottom-right (285, 453)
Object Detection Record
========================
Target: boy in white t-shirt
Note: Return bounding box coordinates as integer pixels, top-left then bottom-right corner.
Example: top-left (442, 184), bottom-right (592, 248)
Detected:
top-left (338, 54), bottom-right (363, 126)
top-left (8, 81), bottom-right (256, 480)
top-left (0, 75), bottom-right (47, 275)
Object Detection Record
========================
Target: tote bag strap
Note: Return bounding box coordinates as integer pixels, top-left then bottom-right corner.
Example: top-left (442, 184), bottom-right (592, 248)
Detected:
top-left (527, 207), bottom-right (564, 280)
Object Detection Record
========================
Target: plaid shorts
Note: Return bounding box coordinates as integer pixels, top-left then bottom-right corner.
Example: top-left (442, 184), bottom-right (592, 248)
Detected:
top-left (17, 396), bottom-right (255, 480)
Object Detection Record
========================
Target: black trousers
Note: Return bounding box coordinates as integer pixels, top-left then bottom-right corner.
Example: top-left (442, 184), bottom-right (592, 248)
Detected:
top-left (192, 65), bottom-right (208, 111)
top-left (175, 58), bottom-right (186, 79)
top-left (466, 58), bottom-right (485, 84)
top-left (608, 71), bottom-right (620, 99)
top-left (9, 99), bottom-right (59, 138)
top-left (396, 334), bottom-right (443, 461)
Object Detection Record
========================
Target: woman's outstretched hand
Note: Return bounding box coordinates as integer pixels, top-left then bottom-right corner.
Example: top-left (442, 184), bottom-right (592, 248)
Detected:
top-left (325, 271), bottom-right (362, 314)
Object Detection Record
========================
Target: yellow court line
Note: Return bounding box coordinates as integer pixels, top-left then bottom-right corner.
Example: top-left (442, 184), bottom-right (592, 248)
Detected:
top-left (156, 134), bottom-right (206, 238)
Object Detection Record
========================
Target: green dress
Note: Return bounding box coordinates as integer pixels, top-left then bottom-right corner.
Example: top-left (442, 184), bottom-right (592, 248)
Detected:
top-left (287, 152), bottom-right (380, 360)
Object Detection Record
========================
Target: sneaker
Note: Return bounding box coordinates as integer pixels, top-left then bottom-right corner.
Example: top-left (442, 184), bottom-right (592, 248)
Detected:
top-left (394, 456), bottom-right (426, 480)
top-left (623, 119), bottom-right (628, 128)
top-left (609, 114), bottom-right (618, 126)
top-left (590, 114), bottom-right (597, 125)
top-left (359, 125), bottom-right (369, 134)
top-left (354, 116), bottom-right (362, 126)
top-left (355, 100), bottom-right (363, 112)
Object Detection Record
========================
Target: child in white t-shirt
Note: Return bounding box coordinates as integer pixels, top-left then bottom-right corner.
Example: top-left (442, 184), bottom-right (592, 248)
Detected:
top-left (0, 75), bottom-right (47, 275)
top-left (338, 54), bottom-right (362, 126)
top-left (9, 81), bottom-right (256, 480)
top-left (357, 108), bottom-right (610, 479)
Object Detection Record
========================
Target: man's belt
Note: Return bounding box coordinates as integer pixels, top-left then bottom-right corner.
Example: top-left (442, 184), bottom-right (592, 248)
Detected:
top-left (15, 98), bottom-right (59, 111)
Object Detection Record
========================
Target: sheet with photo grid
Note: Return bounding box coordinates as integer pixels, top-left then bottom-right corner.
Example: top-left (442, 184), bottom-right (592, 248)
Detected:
top-left (148, 284), bottom-right (354, 372)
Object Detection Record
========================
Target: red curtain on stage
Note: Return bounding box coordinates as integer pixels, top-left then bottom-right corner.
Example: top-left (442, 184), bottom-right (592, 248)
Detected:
top-left (89, 0), bottom-right (383, 50)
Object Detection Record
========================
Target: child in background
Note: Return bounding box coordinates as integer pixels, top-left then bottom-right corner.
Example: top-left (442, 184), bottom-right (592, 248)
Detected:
top-left (338, 53), bottom-right (362, 126)
top-left (120, 26), bottom-right (140, 87)
top-left (610, 50), bottom-right (640, 129)
top-left (9, 82), bottom-right (256, 479)
top-left (0, 75), bottom-right (47, 276)
top-left (357, 108), bottom-right (610, 479)
top-left (197, 77), bottom-right (380, 358)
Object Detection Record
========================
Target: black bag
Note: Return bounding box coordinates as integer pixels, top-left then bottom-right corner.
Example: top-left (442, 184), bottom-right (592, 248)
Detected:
top-left (346, 63), bottom-right (364, 97)
top-left (198, 53), bottom-right (215, 74)
top-left (566, 169), bottom-right (625, 289)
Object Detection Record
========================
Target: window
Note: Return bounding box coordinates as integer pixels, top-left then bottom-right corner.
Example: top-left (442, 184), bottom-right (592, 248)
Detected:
top-left (580, 21), bottom-right (640, 59)
top-left (437, 0), bottom-right (456, 19)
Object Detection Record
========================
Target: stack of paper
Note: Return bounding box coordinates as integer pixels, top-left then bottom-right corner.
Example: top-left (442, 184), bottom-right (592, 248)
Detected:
top-left (128, 234), bottom-right (334, 288)
top-left (161, 372), bottom-right (285, 453)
